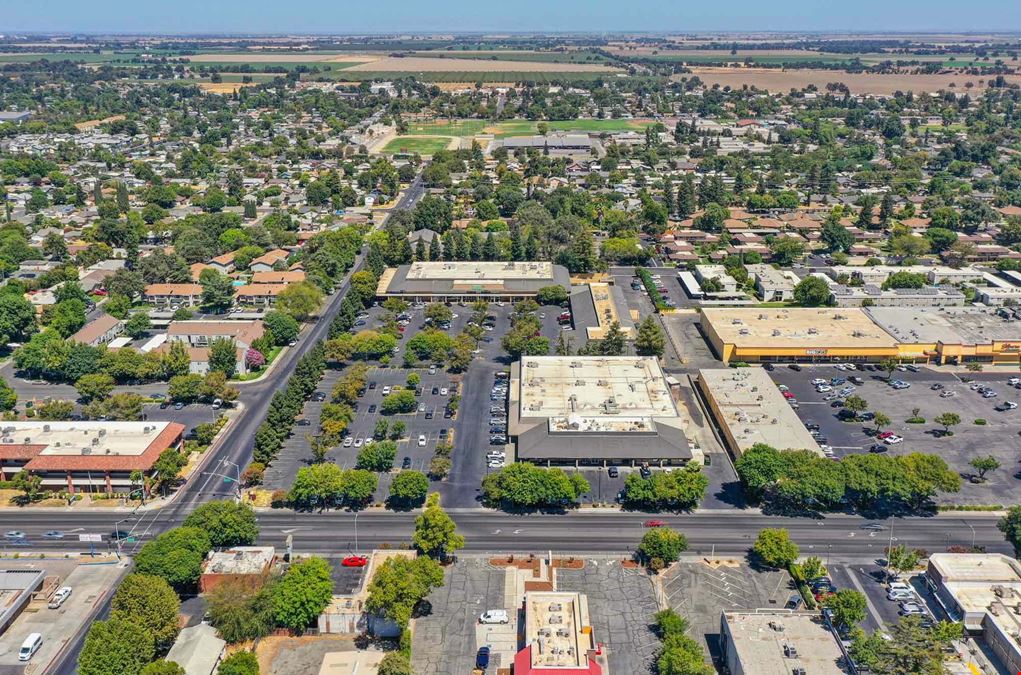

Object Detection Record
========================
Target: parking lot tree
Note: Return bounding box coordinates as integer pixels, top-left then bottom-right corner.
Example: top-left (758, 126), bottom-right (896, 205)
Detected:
top-left (413, 492), bottom-right (466, 558)
top-left (216, 652), bottom-right (259, 675)
top-left (168, 371), bottom-right (204, 402)
top-left (0, 377), bottom-right (15, 411)
top-left (849, 616), bottom-right (961, 674)
top-left (75, 372), bottom-right (116, 402)
top-left (85, 392), bottom-right (146, 421)
top-left (501, 322), bottom-right (549, 358)
top-left (752, 528), bottom-right (799, 569)
top-left (183, 500), bottom-right (259, 548)
top-left (389, 420), bottom-right (406, 440)
top-left (536, 285), bottom-right (569, 305)
top-left (382, 298), bottom-right (409, 315)
top-left (793, 276), bottom-right (832, 307)
top-left (822, 589), bottom-right (867, 632)
top-left (734, 443), bottom-right (789, 501)
top-left (623, 466), bottom-right (708, 510)
top-left (374, 418), bottom-right (389, 440)
top-left (408, 329), bottom-right (454, 363)
top-left (879, 358), bottom-right (899, 380)
top-left (140, 661), bottom-right (185, 675)
top-left (406, 372), bottom-right (420, 388)
top-left (481, 463), bottom-right (589, 509)
top-left (331, 363), bottom-right (369, 404)
top-left (388, 470), bottom-right (430, 508)
top-left (78, 617), bottom-right (155, 675)
top-left (795, 556), bottom-right (827, 582)
top-left (381, 389), bottom-right (418, 415)
top-left (842, 394), bottom-right (868, 420)
top-left (342, 468), bottom-right (378, 505)
top-left (635, 315), bottom-right (665, 357)
top-left (424, 302), bottom-right (454, 325)
top-left (448, 332), bottom-right (476, 372)
top-left (111, 573), bottom-right (181, 650)
top-left (209, 337), bottom-right (238, 378)
top-left (35, 399), bottom-right (74, 420)
top-left (872, 411), bottom-right (891, 433)
top-left (998, 506), bottom-right (1021, 556)
top-left (200, 370), bottom-right (238, 403)
top-left (356, 440), bottom-right (397, 472)
top-left (289, 463), bottom-right (346, 509)
top-left (886, 544), bottom-right (920, 575)
top-left (934, 412), bottom-right (961, 436)
top-left (365, 555), bottom-right (445, 629)
top-left (377, 652), bottom-right (414, 675)
top-left (349, 330), bottom-right (398, 361)
top-left (199, 268), bottom-right (234, 313)
top-left (12, 470), bottom-right (42, 504)
top-left (350, 270), bottom-right (378, 306)
top-left (134, 526), bottom-right (212, 592)
top-left (970, 455), bottom-right (1000, 482)
top-left (271, 556), bottom-right (334, 632)
top-left (428, 456), bottom-right (452, 479)
top-left (263, 310), bottom-right (299, 346)
top-left (638, 527), bottom-right (688, 569)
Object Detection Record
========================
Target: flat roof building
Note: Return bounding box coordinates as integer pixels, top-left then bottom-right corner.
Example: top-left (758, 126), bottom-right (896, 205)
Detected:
top-left (513, 591), bottom-right (604, 675)
top-left (0, 569), bottom-right (45, 635)
top-left (747, 264), bottom-right (797, 302)
top-left (720, 610), bottom-right (849, 675)
top-left (701, 307), bottom-right (899, 365)
top-left (0, 421), bottom-right (185, 494)
top-left (698, 368), bottom-right (821, 457)
top-left (509, 356), bottom-right (698, 466)
top-left (926, 553), bottom-right (1021, 674)
top-left (377, 261), bottom-right (570, 303)
top-left (199, 546), bottom-right (276, 593)
top-left (865, 306), bottom-right (1021, 366)
top-left (830, 284), bottom-right (966, 308)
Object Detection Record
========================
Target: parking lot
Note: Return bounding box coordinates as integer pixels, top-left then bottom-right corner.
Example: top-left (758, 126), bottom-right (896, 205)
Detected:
top-left (0, 558), bottom-right (128, 675)
top-left (661, 561), bottom-right (794, 665)
top-left (767, 364), bottom-right (1021, 505)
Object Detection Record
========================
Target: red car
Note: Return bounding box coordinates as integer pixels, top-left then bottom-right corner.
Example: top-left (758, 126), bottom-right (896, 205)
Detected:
top-left (877, 431), bottom-right (894, 440)
top-left (643, 520), bottom-right (666, 528)
top-left (782, 391), bottom-right (796, 400)
top-left (341, 555), bottom-right (368, 567)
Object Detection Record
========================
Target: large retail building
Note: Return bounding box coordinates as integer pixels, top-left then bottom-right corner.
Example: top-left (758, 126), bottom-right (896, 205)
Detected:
top-left (376, 261), bottom-right (571, 303)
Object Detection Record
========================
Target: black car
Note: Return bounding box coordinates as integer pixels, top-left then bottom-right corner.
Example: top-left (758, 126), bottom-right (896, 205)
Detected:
top-left (639, 466), bottom-right (652, 478)
top-left (869, 444), bottom-right (888, 453)
top-left (837, 409), bottom-right (857, 421)
top-left (763, 363), bottom-right (775, 371)
top-left (368, 404), bottom-right (377, 414)
top-left (443, 409), bottom-right (453, 418)
top-left (368, 381), bottom-right (377, 390)
top-left (785, 594), bottom-right (803, 610)
top-left (788, 363), bottom-right (803, 371)
top-left (312, 392), bottom-right (326, 402)
top-left (804, 421), bottom-right (820, 431)
top-left (490, 436), bottom-right (505, 445)
top-left (608, 466), bottom-right (619, 478)
top-left (424, 410), bottom-right (434, 419)
top-left (296, 418), bottom-right (311, 426)
top-left (431, 387), bottom-right (439, 395)
top-left (415, 387), bottom-right (423, 396)
top-left (439, 428), bottom-right (448, 438)
top-left (159, 401), bottom-right (169, 409)
top-left (402, 456), bottom-right (412, 469)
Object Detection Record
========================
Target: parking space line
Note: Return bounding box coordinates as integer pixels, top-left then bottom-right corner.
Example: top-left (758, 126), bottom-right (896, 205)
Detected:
top-left (844, 567), bottom-right (885, 629)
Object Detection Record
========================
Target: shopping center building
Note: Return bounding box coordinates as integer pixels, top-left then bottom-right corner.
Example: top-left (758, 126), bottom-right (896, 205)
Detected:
top-left (376, 261), bottom-right (571, 303)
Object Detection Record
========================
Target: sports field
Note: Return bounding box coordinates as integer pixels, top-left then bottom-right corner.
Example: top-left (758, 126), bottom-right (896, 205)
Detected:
top-left (381, 136), bottom-right (453, 156)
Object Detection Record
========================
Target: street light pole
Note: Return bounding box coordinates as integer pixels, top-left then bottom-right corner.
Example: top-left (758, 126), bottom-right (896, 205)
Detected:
top-left (965, 520), bottom-right (976, 550)
top-left (354, 512), bottom-right (359, 554)
top-left (222, 459), bottom-right (242, 501)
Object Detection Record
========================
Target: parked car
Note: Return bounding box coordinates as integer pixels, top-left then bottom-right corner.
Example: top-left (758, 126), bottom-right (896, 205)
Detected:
top-left (418, 434), bottom-right (427, 447)
top-left (887, 590), bottom-right (914, 601)
top-left (788, 364), bottom-right (802, 371)
top-left (899, 602), bottom-right (926, 616)
top-left (402, 457), bottom-right (412, 469)
top-left (382, 386), bottom-right (392, 395)
top-left (869, 444), bottom-right (889, 453)
top-left (883, 434), bottom-right (904, 445)
top-left (608, 466), bottom-right (619, 478)
top-left (639, 466), bottom-right (652, 478)
top-left (479, 610), bottom-right (509, 624)
top-left (341, 556), bottom-right (368, 567)
top-left (48, 586), bottom-right (72, 609)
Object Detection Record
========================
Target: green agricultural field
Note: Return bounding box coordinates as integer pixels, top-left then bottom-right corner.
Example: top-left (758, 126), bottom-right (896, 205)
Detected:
top-left (185, 60), bottom-right (361, 71)
top-left (325, 70), bottom-right (619, 83)
top-left (409, 50), bottom-right (611, 64)
top-left (0, 51), bottom-right (140, 64)
top-left (382, 136), bottom-right (452, 155)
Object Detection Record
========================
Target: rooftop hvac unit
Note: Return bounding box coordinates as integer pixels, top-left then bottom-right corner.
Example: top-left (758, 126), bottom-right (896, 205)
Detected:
top-left (98, 429), bottom-right (106, 436)
top-left (768, 621), bottom-right (785, 632)
top-left (91, 437), bottom-right (100, 446)
top-left (81, 447), bottom-right (91, 455)
top-left (783, 644), bottom-right (798, 658)
top-left (43, 425), bottom-right (50, 432)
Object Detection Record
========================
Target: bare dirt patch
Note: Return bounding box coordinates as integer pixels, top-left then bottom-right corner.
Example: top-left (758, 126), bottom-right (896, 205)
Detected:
top-left (74, 114), bottom-right (125, 131)
top-left (345, 57), bottom-right (618, 73)
top-left (198, 81), bottom-right (260, 94)
top-left (680, 66), bottom-right (1020, 95)
top-left (186, 53), bottom-right (378, 64)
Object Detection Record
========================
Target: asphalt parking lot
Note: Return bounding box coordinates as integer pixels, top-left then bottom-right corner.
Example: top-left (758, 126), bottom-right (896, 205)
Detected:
top-left (412, 557), bottom-right (510, 675)
top-left (661, 561), bottom-right (793, 665)
top-left (0, 559), bottom-right (128, 674)
top-left (767, 364), bottom-right (1021, 505)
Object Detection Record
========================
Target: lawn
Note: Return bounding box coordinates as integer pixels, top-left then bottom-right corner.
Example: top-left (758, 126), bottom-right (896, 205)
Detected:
top-left (404, 120), bottom-right (489, 137)
top-left (382, 136), bottom-right (452, 155)
top-left (487, 119), bottom-right (655, 137)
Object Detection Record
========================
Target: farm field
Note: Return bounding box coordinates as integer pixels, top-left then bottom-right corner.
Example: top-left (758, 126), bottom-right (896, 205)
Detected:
top-left (381, 136), bottom-right (453, 155)
top-left (409, 50), bottom-right (612, 64)
top-left (0, 51), bottom-right (140, 64)
top-left (680, 66), bottom-right (1021, 95)
top-left (184, 52), bottom-right (377, 63)
top-left (324, 70), bottom-right (620, 83)
top-left (343, 56), bottom-right (619, 72)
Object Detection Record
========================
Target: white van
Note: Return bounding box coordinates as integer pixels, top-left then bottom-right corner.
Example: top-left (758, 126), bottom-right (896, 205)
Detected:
top-left (479, 609), bottom-right (510, 624)
top-left (18, 633), bottom-right (42, 661)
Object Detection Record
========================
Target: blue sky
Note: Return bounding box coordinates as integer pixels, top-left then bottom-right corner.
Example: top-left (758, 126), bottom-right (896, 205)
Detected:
top-left (4, 0), bottom-right (1020, 33)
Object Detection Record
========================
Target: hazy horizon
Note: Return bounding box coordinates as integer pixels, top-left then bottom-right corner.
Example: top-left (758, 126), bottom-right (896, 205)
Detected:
top-left (4, 0), bottom-right (1020, 35)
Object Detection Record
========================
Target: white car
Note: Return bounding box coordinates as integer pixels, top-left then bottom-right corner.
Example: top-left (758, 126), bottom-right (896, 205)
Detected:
top-left (816, 385), bottom-right (832, 393)
top-left (899, 602), bottom-right (926, 616)
top-left (353, 438), bottom-right (363, 448)
top-left (343, 437), bottom-right (353, 448)
top-left (940, 390), bottom-right (957, 398)
top-left (418, 434), bottom-right (427, 447)
top-left (883, 434), bottom-right (904, 445)
top-left (48, 586), bottom-right (72, 609)
top-left (440, 387), bottom-right (448, 396)
top-left (887, 590), bottom-right (914, 601)
top-left (382, 386), bottom-right (392, 395)
top-left (479, 609), bottom-right (509, 624)
top-left (811, 378), bottom-right (828, 386)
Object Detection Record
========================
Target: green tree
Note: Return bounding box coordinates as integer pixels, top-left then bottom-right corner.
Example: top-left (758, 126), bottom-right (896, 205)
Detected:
top-left (879, 357), bottom-right (899, 381)
top-left (134, 526), bottom-right (212, 591)
top-left (11, 470), bottom-right (42, 504)
top-left (49, 299), bottom-right (87, 337)
top-left (638, 527), bottom-right (688, 568)
top-left (111, 574), bottom-right (180, 650)
top-left (207, 579), bottom-right (274, 644)
top-left (209, 337), bottom-right (238, 377)
top-left (377, 652), bottom-right (414, 675)
top-left (935, 412), bottom-right (961, 436)
top-left (887, 544), bottom-right (920, 575)
top-left (75, 373), bottom-right (116, 402)
top-left (365, 555), bottom-right (445, 629)
top-left (536, 285), bottom-right (569, 305)
top-left (821, 219), bottom-right (853, 253)
top-left (123, 312), bottom-right (151, 339)
top-left (634, 316), bottom-right (665, 357)
top-left (216, 651), bottom-right (260, 675)
top-left (182, 500), bottom-right (259, 548)
top-left (753, 528), bottom-right (799, 568)
top-left (271, 557), bottom-right (334, 632)
top-left (0, 294), bottom-right (37, 344)
top-left (0, 377), bottom-right (15, 411)
top-left (999, 506), bottom-right (1021, 556)
top-left (424, 302), bottom-right (454, 325)
top-left (388, 470), bottom-right (429, 507)
top-left (796, 556), bottom-right (827, 582)
top-left (199, 268), bottom-right (235, 313)
top-left (381, 389), bottom-right (417, 414)
top-left (276, 282), bottom-right (323, 322)
top-left (264, 310), bottom-right (299, 345)
top-left (78, 618), bottom-right (155, 675)
top-left (970, 455), bottom-right (1000, 481)
top-left (356, 440), bottom-right (397, 472)
top-left (873, 412), bottom-right (891, 433)
top-left (289, 463), bottom-right (346, 509)
top-left (823, 589), bottom-right (867, 631)
top-left (413, 493), bottom-right (465, 559)
top-left (768, 236), bottom-right (805, 265)
top-left (842, 394), bottom-right (868, 420)
top-left (793, 276), bottom-right (831, 307)
top-left (169, 373), bottom-right (204, 402)
top-left (140, 662), bottom-right (185, 675)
